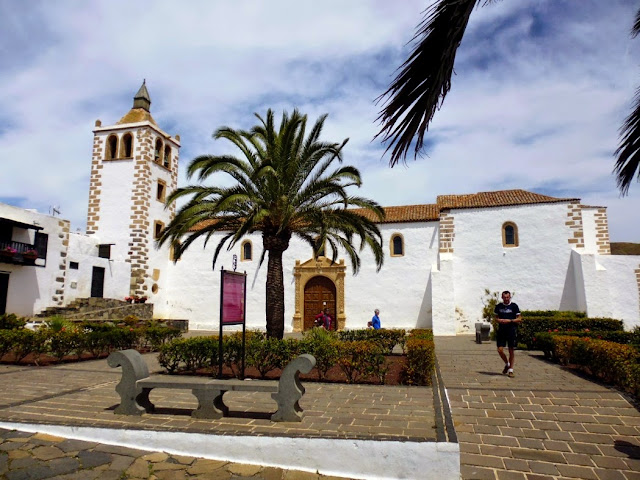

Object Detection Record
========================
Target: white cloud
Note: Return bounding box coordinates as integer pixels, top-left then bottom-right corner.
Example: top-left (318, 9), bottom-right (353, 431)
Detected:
top-left (0, 0), bottom-right (639, 241)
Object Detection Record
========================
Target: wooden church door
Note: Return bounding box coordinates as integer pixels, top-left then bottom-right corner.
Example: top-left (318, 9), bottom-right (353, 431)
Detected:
top-left (303, 276), bottom-right (336, 330)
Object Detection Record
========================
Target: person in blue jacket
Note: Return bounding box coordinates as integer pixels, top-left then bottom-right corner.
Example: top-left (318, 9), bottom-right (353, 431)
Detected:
top-left (368, 309), bottom-right (381, 330)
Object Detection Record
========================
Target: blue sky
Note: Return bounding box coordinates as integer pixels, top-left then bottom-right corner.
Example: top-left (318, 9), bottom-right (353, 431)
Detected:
top-left (1, 0), bottom-right (639, 241)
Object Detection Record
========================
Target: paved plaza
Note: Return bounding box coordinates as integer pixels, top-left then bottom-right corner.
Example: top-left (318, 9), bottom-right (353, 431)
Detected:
top-left (437, 337), bottom-right (640, 480)
top-left (0, 336), bottom-right (637, 479)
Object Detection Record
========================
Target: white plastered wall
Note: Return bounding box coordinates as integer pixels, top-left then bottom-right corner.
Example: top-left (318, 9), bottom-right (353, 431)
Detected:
top-left (154, 222), bottom-right (439, 331)
top-left (443, 203), bottom-right (579, 332)
top-left (573, 250), bottom-right (640, 330)
top-left (0, 203), bottom-right (67, 316)
top-left (89, 138), bottom-right (135, 262)
top-left (64, 233), bottom-right (131, 303)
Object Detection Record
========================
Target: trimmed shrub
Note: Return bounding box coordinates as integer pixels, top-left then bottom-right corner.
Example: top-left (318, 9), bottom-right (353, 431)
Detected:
top-left (401, 337), bottom-right (435, 386)
top-left (532, 330), bottom-right (636, 358)
top-left (409, 329), bottom-right (434, 341)
top-left (549, 335), bottom-right (640, 394)
top-left (181, 336), bottom-right (217, 373)
top-left (299, 328), bottom-right (339, 380)
top-left (11, 329), bottom-right (48, 363)
top-left (0, 313), bottom-right (26, 330)
top-left (338, 328), bottom-right (405, 354)
top-left (158, 339), bottom-right (186, 373)
top-left (142, 325), bottom-right (182, 351)
top-left (246, 336), bottom-right (295, 379)
top-left (519, 317), bottom-right (623, 348)
top-left (336, 340), bottom-right (387, 384)
top-left (521, 310), bottom-right (586, 318)
top-left (49, 329), bottom-right (83, 361)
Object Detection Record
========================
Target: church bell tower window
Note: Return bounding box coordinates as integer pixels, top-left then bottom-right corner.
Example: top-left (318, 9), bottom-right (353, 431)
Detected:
top-left (154, 139), bottom-right (163, 164)
top-left (121, 133), bottom-right (133, 158)
top-left (163, 145), bottom-right (171, 168)
top-left (106, 135), bottom-right (118, 160)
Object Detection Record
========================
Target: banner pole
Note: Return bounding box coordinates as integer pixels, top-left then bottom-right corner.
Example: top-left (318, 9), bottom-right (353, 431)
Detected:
top-left (218, 266), bottom-right (224, 379)
top-left (241, 271), bottom-right (247, 380)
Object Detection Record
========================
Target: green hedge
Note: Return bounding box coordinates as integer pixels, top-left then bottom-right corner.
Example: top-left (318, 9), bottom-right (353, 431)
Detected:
top-left (157, 328), bottom-right (434, 386)
top-left (519, 317), bottom-right (623, 348)
top-left (549, 335), bottom-right (640, 396)
top-left (520, 310), bottom-right (587, 318)
top-left (338, 328), bottom-right (406, 354)
top-left (400, 334), bottom-right (435, 386)
top-left (0, 319), bottom-right (182, 364)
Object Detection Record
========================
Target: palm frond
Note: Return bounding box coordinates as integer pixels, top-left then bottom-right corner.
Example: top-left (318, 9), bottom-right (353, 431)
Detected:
top-left (375, 0), bottom-right (480, 167)
top-left (614, 85), bottom-right (640, 195)
top-left (633, 6), bottom-right (640, 37)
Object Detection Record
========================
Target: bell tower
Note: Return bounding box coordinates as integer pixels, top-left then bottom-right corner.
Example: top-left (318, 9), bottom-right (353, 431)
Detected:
top-left (87, 81), bottom-right (180, 297)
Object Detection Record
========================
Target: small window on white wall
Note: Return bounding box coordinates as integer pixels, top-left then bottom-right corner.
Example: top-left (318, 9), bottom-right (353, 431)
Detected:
top-left (502, 222), bottom-right (519, 247)
top-left (390, 233), bottom-right (404, 257)
top-left (241, 240), bottom-right (252, 261)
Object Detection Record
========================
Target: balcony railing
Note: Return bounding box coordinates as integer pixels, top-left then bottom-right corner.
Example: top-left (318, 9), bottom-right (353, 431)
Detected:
top-left (0, 240), bottom-right (42, 266)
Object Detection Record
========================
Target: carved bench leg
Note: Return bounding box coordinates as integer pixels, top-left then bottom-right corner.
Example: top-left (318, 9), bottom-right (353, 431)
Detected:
top-left (271, 354), bottom-right (315, 422)
top-left (191, 389), bottom-right (228, 419)
top-left (108, 350), bottom-right (151, 416)
top-left (271, 391), bottom-right (303, 422)
top-left (136, 388), bottom-right (155, 413)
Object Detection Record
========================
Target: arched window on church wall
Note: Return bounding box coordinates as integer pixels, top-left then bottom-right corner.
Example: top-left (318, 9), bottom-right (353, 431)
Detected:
top-left (106, 135), bottom-right (118, 160)
top-left (163, 145), bottom-right (171, 168)
top-left (154, 139), bottom-right (163, 164)
top-left (241, 240), bottom-right (252, 261)
top-left (390, 233), bottom-right (404, 257)
top-left (121, 132), bottom-right (133, 158)
top-left (502, 222), bottom-right (519, 247)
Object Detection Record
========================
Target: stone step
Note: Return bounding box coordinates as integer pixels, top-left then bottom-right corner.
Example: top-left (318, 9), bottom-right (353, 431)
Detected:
top-left (35, 297), bottom-right (153, 321)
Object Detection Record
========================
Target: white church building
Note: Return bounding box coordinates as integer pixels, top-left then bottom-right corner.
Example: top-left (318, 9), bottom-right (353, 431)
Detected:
top-left (1, 84), bottom-right (639, 334)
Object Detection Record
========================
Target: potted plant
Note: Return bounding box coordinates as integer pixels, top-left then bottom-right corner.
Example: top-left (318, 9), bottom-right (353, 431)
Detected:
top-left (1, 246), bottom-right (17, 258)
top-left (22, 249), bottom-right (38, 260)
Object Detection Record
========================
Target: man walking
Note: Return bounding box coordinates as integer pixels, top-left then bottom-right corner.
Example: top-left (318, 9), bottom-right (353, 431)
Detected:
top-left (368, 309), bottom-right (381, 330)
top-left (494, 291), bottom-right (521, 378)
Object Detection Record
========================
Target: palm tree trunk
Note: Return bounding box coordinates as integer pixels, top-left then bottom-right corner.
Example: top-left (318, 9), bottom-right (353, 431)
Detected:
top-left (264, 232), bottom-right (290, 339)
top-left (265, 248), bottom-right (285, 338)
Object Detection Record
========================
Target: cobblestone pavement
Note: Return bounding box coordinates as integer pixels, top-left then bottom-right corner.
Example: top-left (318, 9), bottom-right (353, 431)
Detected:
top-left (0, 428), bottom-right (349, 479)
top-left (0, 358), bottom-right (435, 442)
top-left (0, 354), bottom-right (436, 479)
top-left (435, 336), bottom-right (640, 480)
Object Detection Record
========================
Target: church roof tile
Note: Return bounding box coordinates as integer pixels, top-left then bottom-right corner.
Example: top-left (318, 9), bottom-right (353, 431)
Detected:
top-left (436, 189), bottom-right (578, 211)
top-left (187, 189), bottom-right (579, 230)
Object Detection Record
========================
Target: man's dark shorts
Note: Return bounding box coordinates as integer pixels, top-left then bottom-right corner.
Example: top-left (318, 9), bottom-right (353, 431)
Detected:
top-left (497, 324), bottom-right (517, 348)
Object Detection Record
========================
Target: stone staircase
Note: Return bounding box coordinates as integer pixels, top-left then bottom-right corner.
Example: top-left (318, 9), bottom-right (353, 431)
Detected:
top-left (35, 297), bottom-right (153, 321)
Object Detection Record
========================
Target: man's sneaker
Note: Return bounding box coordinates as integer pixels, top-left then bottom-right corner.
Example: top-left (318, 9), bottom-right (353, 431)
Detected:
top-left (502, 364), bottom-right (510, 375)
top-left (507, 370), bottom-right (514, 378)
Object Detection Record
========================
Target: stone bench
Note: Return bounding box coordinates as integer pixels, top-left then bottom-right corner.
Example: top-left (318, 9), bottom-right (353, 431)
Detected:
top-left (107, 349), bottom-right (316, 422)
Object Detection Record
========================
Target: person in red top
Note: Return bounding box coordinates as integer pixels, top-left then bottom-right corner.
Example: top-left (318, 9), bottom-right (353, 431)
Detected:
top-left (314, 308), bottom-right (332, 330)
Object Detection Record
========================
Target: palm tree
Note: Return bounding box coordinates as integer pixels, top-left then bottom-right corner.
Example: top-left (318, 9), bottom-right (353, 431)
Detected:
top-left (376, 1), bottom-right (640, 195)
top-left (159, 109), bottom-right (385, 338)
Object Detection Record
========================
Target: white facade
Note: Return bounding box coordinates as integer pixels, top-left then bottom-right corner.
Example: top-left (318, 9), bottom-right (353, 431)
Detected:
top-left (0, 203), bottom-right (130, 315)
top-left (2, 86), bottom-right (639, 332)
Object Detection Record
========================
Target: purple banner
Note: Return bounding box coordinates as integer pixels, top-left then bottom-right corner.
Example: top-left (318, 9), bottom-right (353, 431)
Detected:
top-left (221, 271), bottom-right (245, 324)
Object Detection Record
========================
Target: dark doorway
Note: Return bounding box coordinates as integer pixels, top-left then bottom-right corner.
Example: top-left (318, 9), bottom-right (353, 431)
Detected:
top-left (303, 276), bottom-right (336, 330)
top-left (91, 266), bottom-right (105, 298)
top-left (0, 273), bottom-right (8, 314)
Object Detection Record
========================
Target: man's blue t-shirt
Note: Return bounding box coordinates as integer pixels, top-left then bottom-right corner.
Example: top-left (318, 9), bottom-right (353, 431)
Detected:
top-left (371, 314), bottom-right (381, 330)
top-left (494, 302), bottom-right (520, 320)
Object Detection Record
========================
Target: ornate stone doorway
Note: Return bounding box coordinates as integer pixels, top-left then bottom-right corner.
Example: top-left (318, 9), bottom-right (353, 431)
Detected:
top-left (293, 257), bottom-right (346, 332)
top-left (303, 276), bottom-right (336, 330)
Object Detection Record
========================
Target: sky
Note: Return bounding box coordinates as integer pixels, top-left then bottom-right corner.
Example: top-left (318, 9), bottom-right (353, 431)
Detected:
top-left (1, 0), bottom-right (639, 241)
